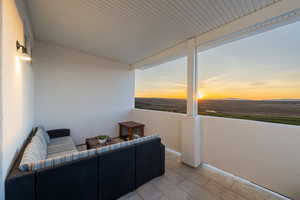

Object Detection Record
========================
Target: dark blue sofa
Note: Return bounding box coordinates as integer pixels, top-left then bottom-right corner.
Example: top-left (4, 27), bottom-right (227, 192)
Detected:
top-left (5, 128), bottom-right (165, 200)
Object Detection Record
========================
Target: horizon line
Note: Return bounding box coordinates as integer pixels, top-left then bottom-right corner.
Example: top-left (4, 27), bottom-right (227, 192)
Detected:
top-left (135, 97), bottom-right (300, 101)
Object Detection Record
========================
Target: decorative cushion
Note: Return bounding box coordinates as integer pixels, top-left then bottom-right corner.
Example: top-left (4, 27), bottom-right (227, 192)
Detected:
top-left (19, 136), bottom-right (47, 171)
top-left (35, 129), bottom-right (48, 150)
top-left (37, 126), bottom-right (50, 143)
top-left (32, 136), bottom-right (47, 158)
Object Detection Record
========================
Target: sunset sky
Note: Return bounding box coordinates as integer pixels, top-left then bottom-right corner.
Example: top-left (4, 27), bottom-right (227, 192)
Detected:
top-left (135, 21), bottom-right (300, 100)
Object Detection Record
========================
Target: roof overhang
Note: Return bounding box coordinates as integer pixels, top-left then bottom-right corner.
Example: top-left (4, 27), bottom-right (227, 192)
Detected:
top-left (20, 0), bottom-right (300, 68)
top-left (133, 0), bottom-right (300, 69)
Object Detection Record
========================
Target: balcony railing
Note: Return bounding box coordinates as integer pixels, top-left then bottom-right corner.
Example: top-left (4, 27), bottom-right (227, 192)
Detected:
top-left (131, 108), bottom-right (300, 199)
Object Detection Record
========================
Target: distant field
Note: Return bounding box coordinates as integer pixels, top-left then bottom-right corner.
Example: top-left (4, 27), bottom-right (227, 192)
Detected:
top-left (135, 98), bottom-right (300, 126)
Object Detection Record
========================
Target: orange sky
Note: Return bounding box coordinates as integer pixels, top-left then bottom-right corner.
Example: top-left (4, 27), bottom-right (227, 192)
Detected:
top-left (135, 88), bottom-right (300, 100)
top-left (135, 21), bottom-right (300, 101)
top-left (135, 64), bottom-right (300, 100)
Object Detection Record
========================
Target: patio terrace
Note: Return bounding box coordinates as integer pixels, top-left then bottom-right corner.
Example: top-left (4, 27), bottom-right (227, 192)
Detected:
top-left (1, 0), bottom-right (300, 200)
top-left (119, 151), bottom-right (286, 200)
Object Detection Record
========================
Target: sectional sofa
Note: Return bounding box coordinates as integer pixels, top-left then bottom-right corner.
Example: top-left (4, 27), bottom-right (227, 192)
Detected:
top-left (5, 127), bottom-right (165, 200)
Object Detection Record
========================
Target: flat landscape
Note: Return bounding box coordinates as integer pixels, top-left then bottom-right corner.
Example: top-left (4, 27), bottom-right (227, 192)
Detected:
top-left (135, 98), bottom-right (300, 126)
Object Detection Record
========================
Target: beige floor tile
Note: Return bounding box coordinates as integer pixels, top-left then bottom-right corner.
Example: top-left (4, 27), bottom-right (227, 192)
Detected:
top-left (118, 192), bottom-right (143, 200)
top-left (231, 180), bottom-right (268, 200)
top-left (210, 172), bottom-right (235, 189)
top-left (152, 177), bottom-right (191, 200)
top-left (163, 169), bottom-right (186, 184)
top-left (197, 167), bottom-right (219, 182)
top-left (137, 182), bottom-right (163, 200)
top-left (221, 190), bottom-right (247, 200)
top-left (171, 164), bottom-right (199, 180)
top-left (118, 152), bottom-right (289, 200)
top-left (178, 180), bottom-right (220, 200)
top-left (204, 180), bottom-right (228, 197)
top-left (165, 151), bottom-right (179, 159)
top-left (197, 167), bottom-right (235, 189)
top-left (187, 173), bottom-right (210, 186)
top-left (166, 158), bottom-right (182, 169)
top-left (158, 196), bottom-right (170, 200)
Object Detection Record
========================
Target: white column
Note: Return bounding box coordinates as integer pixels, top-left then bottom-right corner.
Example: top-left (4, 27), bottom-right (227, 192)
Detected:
top-left (181, 38), bottom-right (202, 168)
top-left (186, 38), bottom-right (198, 116)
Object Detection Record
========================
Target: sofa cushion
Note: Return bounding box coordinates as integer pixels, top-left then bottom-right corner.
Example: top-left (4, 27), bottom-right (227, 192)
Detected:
top-left (32, 149), bottom-right (97, 171)
top-left (96, 140), bottom-right (136, 154)
top-left (35, 129), bottom-right (48, 149)
top-left (37, 126), bottom-right (50, 143)
top-left (47, 150), bottom-right (78, 159)
top-left (32, 136), bottom-right (47, 158)
top-left (96, 134), bottom-right (160, 155)
top-left (132, 134), bottom-right (160, 144)
top-left (47, 136), bottom-right (77, 158)
top-left (19, 136), bottom-right (47, 171)
top-left (48, 136), bottom-right (74, 145)
top-left (20, 134), bottom-right (161, 171)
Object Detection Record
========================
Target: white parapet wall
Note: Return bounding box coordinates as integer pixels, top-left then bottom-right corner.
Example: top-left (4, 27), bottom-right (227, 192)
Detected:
top-left (131, 109), bottom-right (300, 199)
top-left (130, 109), bottom-right (185, 152)
top-left (201, 115), bottom-right (300, 199)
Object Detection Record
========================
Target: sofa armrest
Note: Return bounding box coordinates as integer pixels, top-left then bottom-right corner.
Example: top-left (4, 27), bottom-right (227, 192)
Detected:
top-left (99, 145), bottom-right (135, 200)
top-left (47, 129), bottom-right (70, 138)
top-left (135, 138), bottom-right (163, 188)
top-left (160, 143), bottom-right (165, 175)
top-left (5, 171), bottom-right (35, 200)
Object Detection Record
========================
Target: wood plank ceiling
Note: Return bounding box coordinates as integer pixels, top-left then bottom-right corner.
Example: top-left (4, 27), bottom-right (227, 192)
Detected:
top-left (26, 0), bottom-right (281, 64)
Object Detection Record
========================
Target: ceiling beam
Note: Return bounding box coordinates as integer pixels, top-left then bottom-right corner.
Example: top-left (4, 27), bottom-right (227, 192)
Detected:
top-left (130, 41), bottom-right (187, 70)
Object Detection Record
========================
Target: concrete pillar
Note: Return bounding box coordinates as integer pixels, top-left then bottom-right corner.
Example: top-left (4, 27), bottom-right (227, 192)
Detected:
top-left (181, 38), bottom-right (202, 167)
top-left (186, 38), bottom-right (198, 116)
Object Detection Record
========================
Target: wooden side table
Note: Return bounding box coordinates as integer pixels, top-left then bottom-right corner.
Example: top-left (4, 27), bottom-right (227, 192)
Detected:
top-left (119, 121), bottom-right (145, 140)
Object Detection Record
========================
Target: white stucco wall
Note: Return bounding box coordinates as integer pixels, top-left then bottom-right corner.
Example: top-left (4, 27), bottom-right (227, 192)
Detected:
top-left (1, 1), bottom-right (35, 199)
top-left (130, 109), bottom-right (184, 152)
top-left (33, 41), bottom-right (135, 144)
top-left (131, 109), bottom-right (300, 199)
top-left (201, 116), bottom-right (300, 199)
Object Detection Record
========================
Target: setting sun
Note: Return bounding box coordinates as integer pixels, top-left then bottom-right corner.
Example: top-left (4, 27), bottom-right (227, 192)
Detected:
top-left (197, 91), bottom-right (205, 99)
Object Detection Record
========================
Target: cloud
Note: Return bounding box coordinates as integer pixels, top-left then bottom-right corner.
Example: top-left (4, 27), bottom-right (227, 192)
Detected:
top-left (249, 81), bottom-right (265, 86)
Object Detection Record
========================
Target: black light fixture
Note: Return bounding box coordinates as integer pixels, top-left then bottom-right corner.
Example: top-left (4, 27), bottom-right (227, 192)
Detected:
top-left (16, 40), bottom-right (31, 61)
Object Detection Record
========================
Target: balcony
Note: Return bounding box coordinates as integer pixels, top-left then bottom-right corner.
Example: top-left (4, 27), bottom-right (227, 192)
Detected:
top-left (130, 109), bottom-right (299, 200)
top-left (1, 0), bottom-right (300, 200)
top-left (121, 151), bottom-right (284, 200)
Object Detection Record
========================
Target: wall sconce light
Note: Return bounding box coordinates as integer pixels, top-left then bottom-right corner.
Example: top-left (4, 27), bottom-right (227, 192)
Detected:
top-left (16, 40), bottom-right (31, 61)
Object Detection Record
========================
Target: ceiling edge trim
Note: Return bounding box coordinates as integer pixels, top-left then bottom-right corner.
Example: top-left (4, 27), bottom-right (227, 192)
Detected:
top-left (132, 0), bottom-right (300, 69)
top-left (195, 0), bottom-right (300, 53)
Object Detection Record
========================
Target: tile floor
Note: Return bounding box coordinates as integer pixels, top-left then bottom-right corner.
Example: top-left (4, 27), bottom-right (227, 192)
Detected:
top-left (118, 151), bottom-right (289, 200)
